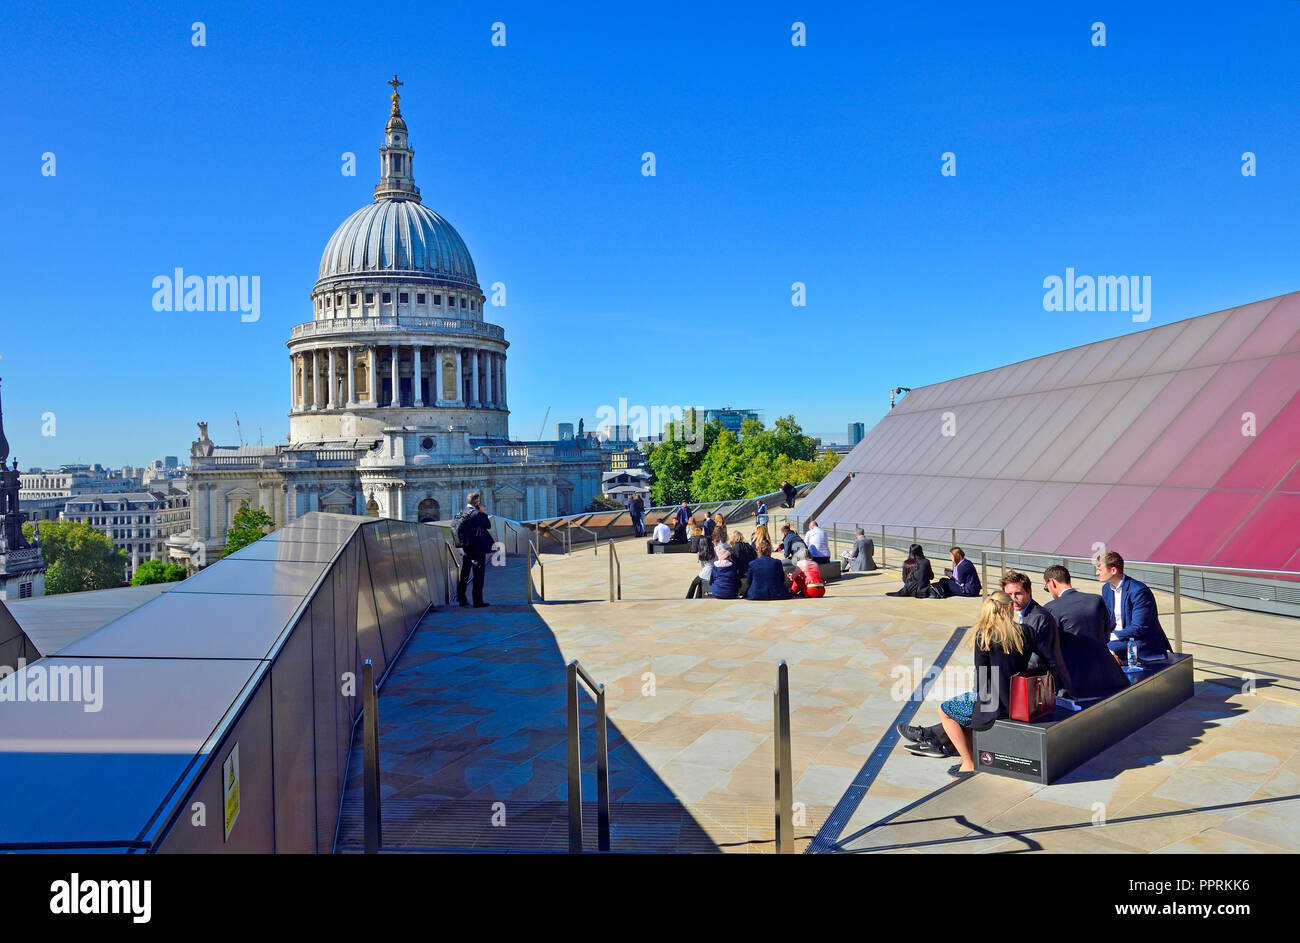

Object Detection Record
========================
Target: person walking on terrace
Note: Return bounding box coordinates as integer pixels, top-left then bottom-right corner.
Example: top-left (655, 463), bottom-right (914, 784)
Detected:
top-left (455, 492), bottom-right (493, 608)
top-left (629, 493), bottom-right (645, 538)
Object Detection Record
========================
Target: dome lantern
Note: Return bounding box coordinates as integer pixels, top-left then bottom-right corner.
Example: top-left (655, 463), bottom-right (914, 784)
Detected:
top-left (375, 75), bottom-right (420, 203)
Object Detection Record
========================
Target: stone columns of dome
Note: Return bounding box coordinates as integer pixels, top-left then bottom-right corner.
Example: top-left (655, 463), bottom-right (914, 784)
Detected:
top-left (390, 346), bottom-right (399, 407)
top-left (311, 350), bottom-right (321, 410)
top-left (346, 347), bottom-right (357, 407)
top-left (327, 348), bottom-right (337, 409)
top-left (290, 356), bottom-right (297, 412)
top-left (413, 346), bottom-right (423, 406)
top-left (500, 355), bottom-right (507, 408)
top-left (454, 349), bottom-right (463, 404)
top-left (433, 346), bottom-right (443, 406)
top-left (367, 347), bottom-right (377, 405)
top-left (470, 349), bottom-right (480, 406)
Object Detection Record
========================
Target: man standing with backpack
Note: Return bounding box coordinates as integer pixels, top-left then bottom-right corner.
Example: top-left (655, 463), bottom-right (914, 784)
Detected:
top-left (454, 491), bottom-right (493, 608)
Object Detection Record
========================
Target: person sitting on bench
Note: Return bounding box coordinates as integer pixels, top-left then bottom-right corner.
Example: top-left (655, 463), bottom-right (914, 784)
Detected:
top-left (778, 523), bottom-right (807, 560)
top-left (685, 549), bottom-right (713, 598)
top-left (688, 524), bottom-right (713, 558)
top-left (1095, 551), bottom-right (1173, 665)
top-left (803, 520), bottom-right (831, 564)
top-left (788, 547), bottom-right (826, 598)
top-left (744, 539), bottom-right (791, 600)
top-left (886, 543), bottom-right (934, 597)
top-left (751, 523), bottom-right (772, 550)
top-left (730, 531), bottom-right (756, 595)
top-left (1042, 565), bottom-right (1128, 694)
top-left (841, 528), bottom-right (877, 572)
top-left (670, 514), bottom-right (688, 544)
top-left (931, 547), bottom-right (981, 598)
top-left (711, 513), bottom-right (728, 546)
top-left (709, 545), bottom-right (739, 599)
top-left (651, 518), bottom-right (672, 545)
top-left (934, 591), bottom-right (1029, 778)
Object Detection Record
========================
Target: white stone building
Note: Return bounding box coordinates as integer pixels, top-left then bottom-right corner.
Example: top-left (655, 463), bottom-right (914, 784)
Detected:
top-left (64, 488), bottom-right (190, 578)
top-left (168, 79), bottom-right (601, 565)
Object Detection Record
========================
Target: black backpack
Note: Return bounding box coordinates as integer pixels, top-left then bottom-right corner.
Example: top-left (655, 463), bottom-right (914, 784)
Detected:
top-left (452, 508), bottom-right (476, 548)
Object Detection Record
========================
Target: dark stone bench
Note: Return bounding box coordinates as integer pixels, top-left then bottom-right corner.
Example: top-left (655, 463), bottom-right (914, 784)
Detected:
top-left (972, 653), bottom-right (1194, 785)
top-left (647, 540), bottom-right (693, 554)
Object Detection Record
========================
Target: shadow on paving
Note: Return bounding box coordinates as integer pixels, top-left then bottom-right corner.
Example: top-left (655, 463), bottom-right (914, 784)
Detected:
top-left (336, 603), bottom-right (719, 852)
top-left (826, 683), bottom-right (1259, 853)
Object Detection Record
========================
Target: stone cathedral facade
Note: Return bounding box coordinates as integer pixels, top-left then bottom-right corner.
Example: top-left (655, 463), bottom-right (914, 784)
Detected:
top-left (168, 79), bottom-right (601, 566)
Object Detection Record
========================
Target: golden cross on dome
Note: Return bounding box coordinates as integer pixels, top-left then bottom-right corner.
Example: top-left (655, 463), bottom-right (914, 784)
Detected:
top-left (387, 74), bottom-right (403, 94)
top-left (387, 74), bottom-right (403, 116)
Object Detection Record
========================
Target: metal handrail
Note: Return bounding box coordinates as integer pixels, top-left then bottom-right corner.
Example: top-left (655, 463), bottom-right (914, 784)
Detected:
top-left (567, 659), bottom-right (611, 853)
top-left (608, 540), bottom-right (621, 602)
top-left (501, 519), bottom-right (522, 555)
top-left (571, 523), bottom-right (598, 555)
top-left (773, 660), bottom-right (793, 855)
top-left (526, 540), bottom-right (545, 603)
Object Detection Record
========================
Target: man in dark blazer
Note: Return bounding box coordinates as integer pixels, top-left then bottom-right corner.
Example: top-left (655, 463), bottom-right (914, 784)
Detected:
top-left (1002, 571), bottom-right (1075, 699)
top-left (781, 480), bottom-right (796, 508)
top-left (842, 528), bottom-right (877, 572)
top-left (1041, 565), bottom-right (1110, 645)
top-left (455, 491), bottom-right (494, 608)
top-left (629, 494), bottom-right (645, 538)
top-left (1095, 552), bottom-right (1173, 664)
top-left (1042, 565), bottom-right (1128, 694)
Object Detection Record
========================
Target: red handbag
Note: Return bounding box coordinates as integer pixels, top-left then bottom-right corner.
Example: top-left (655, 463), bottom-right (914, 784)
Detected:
top-left (1009, 672), bottom-right (1056, 721)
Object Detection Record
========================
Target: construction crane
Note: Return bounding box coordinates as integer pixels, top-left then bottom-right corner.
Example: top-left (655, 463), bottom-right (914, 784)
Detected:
top-left (537, 405), bottom-right (551, 441)
top-left (234, 411), bottom-right (245, 446)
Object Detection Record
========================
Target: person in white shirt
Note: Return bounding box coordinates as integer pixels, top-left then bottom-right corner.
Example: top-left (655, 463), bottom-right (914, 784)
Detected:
top-left (804, 520), bottom-right (830, 564)
top-left (652, 519), bottom-right (671, 544)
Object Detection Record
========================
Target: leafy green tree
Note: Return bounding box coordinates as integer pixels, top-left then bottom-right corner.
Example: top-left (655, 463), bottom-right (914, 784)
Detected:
top-left (690, 428), bottom-right (747, 501)
top-left (222, 505), bottom-right (276, 557)
top-left (130, 559), bottom-right (188, 586)
top-left (771, 414), bottom-right (816, 463)
top-left (586, 495), bottom-right (625, 511)
top-left (22, 519), bottom-right (127, 594)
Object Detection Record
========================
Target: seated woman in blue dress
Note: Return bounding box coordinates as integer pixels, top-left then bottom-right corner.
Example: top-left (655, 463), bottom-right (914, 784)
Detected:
top-left (938, 591), bottom-right (1029, 778)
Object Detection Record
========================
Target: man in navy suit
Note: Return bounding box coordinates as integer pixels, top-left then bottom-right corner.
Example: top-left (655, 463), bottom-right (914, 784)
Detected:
top-left (1095, 551), bottom-right (1173, 664)
top-left (1041, 565), bottom-right (1110, 646)
top-left (1043, 565), bottom-right (1129, 693)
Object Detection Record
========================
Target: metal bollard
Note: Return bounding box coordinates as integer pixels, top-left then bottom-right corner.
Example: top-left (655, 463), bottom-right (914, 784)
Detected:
top-left (773, 660), bottom-right (793, 854)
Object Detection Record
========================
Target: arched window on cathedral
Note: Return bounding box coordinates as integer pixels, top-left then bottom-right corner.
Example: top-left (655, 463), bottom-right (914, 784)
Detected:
top-left (417, 498), bottom-right (440, 523)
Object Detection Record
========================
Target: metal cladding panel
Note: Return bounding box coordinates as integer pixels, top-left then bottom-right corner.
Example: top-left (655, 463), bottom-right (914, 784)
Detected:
top-left (1080, 367), bottom-right (1213, 483)
top-left (996, 390), bottom-right (1082, 482)
top-left (1111, 325), bottom-right (1180, 383)
top-left (1058, 337), bottom-right (1121, 388)
top-left (1019, 350), bottom-right (1069, 394)
top-left (363, 522), bottom-right (405, 661)
top-left (332, 543), bottom-right (358, 782)
top-left (1213, 390), bottom-right (1300, 492)
top-left (170, 558), bottom-right (328, 597)
top-left (1161, 354), bottom-right (1300, 488)
top-left (1106, 487), bottom-right (1207, 561)
top-left (1149, 311), bottom-right (1230, 374)
top-left (1150, 490), bottom-right (1267, 563)
top-left (417, 526), bottom-right (440, 604)
top-left (1209, 493), bottom-right (1300, 570)
top-left (1055, 484), bottom-right (1156, 557)
top-left (1187, 299), bottom-right (1276, 367)
top-left (157, 679), bottom-right (276, 853)
top-left (1122, 359), bottom-right (1266, 484)
top-left (310, 588), bottom-right (341, 853)
top-left (1008, 482), bottom-right (1076, 550)
top-left (271, 616), bottom-right (317, 853)
top-left (1062, 373), bottom-right (1173, 483)
top-left (1022, 482), bottom-right (1112, 553)
top-left (354, 538), bottom-right (387, 680)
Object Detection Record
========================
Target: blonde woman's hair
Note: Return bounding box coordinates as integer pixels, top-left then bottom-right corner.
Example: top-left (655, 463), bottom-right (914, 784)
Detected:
top-left (713, 512), bottom-right (725, 526)
top-left (971, 591), bottom-right (1023, 654)
top-left (752, 524), bottom-right (770, 545)
top-left (691, 525), bottom-right (704, 537)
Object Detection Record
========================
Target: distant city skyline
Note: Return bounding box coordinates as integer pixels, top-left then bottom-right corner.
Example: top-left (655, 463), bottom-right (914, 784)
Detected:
top-left (4, 2), bottom-right (1298, 467)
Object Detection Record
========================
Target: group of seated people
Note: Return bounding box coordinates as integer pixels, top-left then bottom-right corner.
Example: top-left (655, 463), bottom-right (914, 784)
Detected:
top-left (885, 544), bottom-right (982, 598)
top-left (666, 513), bottom-right (835, 600)
top-left (894, 552), bottom-right (1174, 778)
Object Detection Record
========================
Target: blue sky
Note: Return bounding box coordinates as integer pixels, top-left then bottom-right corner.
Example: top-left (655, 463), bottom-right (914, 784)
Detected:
top-left (2, 1), bottom-right (1298, 468)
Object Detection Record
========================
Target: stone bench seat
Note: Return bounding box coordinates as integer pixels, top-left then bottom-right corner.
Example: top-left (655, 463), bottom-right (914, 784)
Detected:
top-left (972, 653), bottom-right (1194, 785)
top-left (783, 559), bottom-right (842, 582)
top-left (647, 540), bottom-right (694, 554)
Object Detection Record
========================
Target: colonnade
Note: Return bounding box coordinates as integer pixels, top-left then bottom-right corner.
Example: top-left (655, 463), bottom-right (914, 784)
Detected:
top-left (291, 344), bottom-right (506, 411)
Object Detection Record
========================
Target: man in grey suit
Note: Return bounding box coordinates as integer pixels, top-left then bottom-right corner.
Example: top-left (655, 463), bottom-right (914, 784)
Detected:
top-left (841, 528), bottom-right (877, 571)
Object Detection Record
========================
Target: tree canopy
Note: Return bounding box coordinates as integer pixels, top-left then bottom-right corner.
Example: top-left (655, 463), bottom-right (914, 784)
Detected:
top-left (222, 505), bottom-right (277, 557)
top-left (22, 519), bottom-right (127, 595)
top-left (129, 559), bottom-right (188, 586)
top-left (644, 413), bottom-right (839, 505)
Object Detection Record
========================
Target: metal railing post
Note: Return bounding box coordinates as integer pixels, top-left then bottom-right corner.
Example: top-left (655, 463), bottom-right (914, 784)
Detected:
top-left (912, 525), bottom-right (917, 546)
top-left (881, 524), bottom-right (887, 568)
top-left (1000, 530), bottom-right (1006, 576)
top-left (981, 551), bottom-right (988, 593)
top-left (596, 684), bottom-right (611, 852)
top-left (362, 659), bottom-right (382, 855)
top-left (951, 528), bottom-right (957, 551)
top-left (773, 659), bottom-right (793, 854)
top-left (567, 662), bottom-right (582, 853)
top-left (1172, 565), bottom-right (1183, 654)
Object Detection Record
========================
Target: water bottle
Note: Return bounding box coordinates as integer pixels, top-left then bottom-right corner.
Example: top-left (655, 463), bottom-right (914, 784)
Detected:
top-left (1127, 639), bottom-right (1139, 669)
